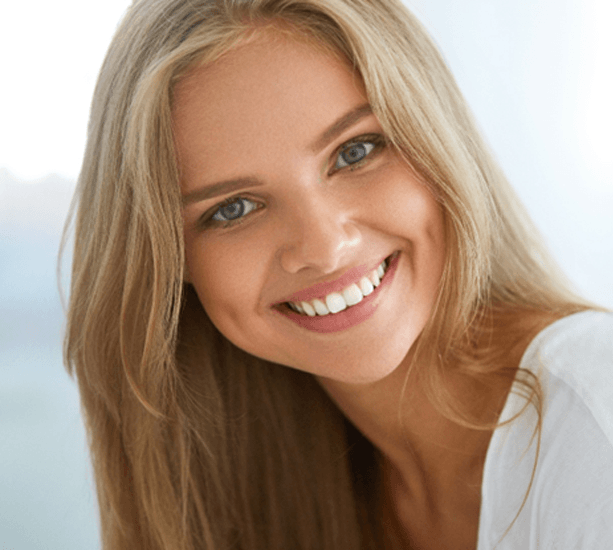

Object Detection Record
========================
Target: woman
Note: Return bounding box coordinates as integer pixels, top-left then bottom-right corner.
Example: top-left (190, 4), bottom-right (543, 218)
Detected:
top-left (63, 0), bottom-right (613, 548)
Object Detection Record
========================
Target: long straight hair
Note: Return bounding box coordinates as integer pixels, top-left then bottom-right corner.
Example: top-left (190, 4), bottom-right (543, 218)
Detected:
top-left (63, 0), bottom-right (591, 548)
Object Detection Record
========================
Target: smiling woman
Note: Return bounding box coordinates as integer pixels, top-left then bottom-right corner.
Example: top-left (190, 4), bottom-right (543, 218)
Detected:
top-left (175, 32), bottom-right (445, 378)
top-left (62, 1), bottom-right (613, 549)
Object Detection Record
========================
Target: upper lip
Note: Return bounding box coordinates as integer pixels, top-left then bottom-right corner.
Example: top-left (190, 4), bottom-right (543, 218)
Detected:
top-left (273, 253), bottom-right (390, 305)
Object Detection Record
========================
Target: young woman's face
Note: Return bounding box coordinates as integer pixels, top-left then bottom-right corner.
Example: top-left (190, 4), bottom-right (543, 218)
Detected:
top-left (174, 30), bottom-right (446, 384)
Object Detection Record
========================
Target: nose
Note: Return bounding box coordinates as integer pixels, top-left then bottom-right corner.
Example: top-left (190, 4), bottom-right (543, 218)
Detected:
top-left (278, 190), bottom-right (362, 275)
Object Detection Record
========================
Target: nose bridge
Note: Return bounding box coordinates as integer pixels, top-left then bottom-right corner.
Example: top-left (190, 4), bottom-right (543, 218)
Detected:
top-left (278, 182), bottom-right (361, 274)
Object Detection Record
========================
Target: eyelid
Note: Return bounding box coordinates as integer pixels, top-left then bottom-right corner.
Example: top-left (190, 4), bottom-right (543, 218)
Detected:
top-left (196, 195), bottom-right (263, 230)
top-left (328, 133), bottom-right (387, 175)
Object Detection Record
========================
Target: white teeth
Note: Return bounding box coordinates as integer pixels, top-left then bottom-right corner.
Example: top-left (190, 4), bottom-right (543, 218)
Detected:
top-left (288, 255), bottom-right (395, 316)
top-left (358, 276), bottom-right (374, 296)
top-left (326, 292), bottom-right (347, 314)
top-left (312, 298), bottom-right (329, 315)
top-left (342, 283), bottom-right (364, 306)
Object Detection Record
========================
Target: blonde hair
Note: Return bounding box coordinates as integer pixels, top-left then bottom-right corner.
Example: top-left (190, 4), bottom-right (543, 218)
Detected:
top-left (63, 0), bottom-right (591, 548)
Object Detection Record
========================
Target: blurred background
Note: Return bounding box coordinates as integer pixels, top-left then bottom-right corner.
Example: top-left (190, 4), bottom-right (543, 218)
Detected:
top-left (1, 0), bottom-right (611, 548)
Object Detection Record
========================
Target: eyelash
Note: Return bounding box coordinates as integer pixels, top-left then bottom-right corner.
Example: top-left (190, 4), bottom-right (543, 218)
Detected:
top-left (198, 196), bottom-right (263, 230)
top-left (329, 133), bottom-right (386, 174)
top-left (199, 133), bottom-right (386, 230)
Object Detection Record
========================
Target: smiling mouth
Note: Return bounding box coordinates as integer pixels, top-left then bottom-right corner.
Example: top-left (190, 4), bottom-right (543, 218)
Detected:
top-left (280, 252), bottom-right (398, 317)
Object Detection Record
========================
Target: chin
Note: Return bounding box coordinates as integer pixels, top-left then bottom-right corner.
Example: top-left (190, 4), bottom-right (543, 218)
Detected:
top-left (310, 336), bottom-right (416, 386)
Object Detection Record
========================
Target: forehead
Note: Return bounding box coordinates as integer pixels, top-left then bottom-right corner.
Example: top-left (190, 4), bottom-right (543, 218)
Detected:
top-left (172, 29), bottom-right (369, 184)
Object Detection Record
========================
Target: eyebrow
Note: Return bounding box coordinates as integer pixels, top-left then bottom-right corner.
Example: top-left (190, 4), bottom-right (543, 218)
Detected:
top-left (309, 103), bottom-right (373, 153)
top-left (181, 102), bottom-right (373, 206)
top-left (182, 177), bottom-right (264, 206)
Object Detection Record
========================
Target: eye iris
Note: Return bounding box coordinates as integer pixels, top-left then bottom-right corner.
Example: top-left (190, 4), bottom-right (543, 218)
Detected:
top-left (219, 200), bottom-right (245, 220)
top-left (341, 143), bottom-right (367, 164)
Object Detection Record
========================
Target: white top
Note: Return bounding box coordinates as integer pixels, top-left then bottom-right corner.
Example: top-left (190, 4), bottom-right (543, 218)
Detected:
top-left (478, 310), bottom-right (613, 549)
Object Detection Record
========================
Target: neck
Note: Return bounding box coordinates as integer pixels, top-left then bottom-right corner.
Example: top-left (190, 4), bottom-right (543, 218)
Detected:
top-left (317, 348), bottom-right (502, 501)
top-left (315, 308), bottom-right (558, 529)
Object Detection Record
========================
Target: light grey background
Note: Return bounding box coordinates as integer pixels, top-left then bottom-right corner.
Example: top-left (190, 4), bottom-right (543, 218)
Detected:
top-left (1, 1), bottom-right (611, 548)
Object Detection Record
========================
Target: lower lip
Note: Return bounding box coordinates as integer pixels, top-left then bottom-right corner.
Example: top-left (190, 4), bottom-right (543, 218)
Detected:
top-left (273, 252), bottom-right (400, 333)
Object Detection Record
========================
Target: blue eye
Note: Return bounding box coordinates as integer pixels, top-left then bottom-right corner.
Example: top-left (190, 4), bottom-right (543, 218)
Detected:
top-left (210, 197), bottom-right (260, 225)
top-left (334, 140), bottom-right (377, 171)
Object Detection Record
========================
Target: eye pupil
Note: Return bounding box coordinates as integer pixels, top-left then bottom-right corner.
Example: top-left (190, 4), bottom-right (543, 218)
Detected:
top-left (220, 200), bottom-right (245, 220)
top-left (341, 143), bottom-right (367, 164)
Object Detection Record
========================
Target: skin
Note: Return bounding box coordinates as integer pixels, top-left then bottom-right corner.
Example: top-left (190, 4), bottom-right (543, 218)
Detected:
top-left (173, 27), bottom-right (554, 550)
top-left (174, 30), bottom-right (445, 386)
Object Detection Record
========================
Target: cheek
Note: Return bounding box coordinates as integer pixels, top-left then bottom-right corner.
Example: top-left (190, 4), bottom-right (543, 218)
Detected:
top-left (365, 167), bottom-right (445, 248)
top-left (184, 233), bottom-right (266, 333)
top-left (367, 170), bottom-right (446, 306)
